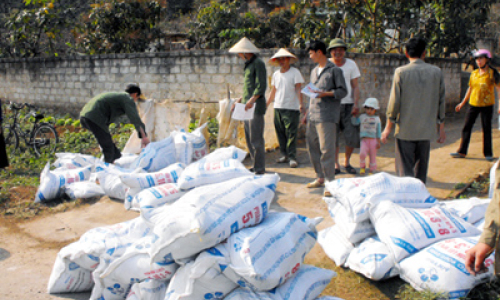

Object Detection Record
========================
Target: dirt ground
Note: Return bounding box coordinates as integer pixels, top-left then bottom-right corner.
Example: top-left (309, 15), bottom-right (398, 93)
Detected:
top-left (1, 113), bottom-right (499, 300)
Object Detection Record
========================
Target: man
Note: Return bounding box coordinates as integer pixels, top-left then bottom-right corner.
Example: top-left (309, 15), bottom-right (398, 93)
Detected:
top-left (229, 37), bottom-right (267, 175)
top-left (304, 40), bottom-right (348, 196)
top-left (381, 37), bottom-right (446, 184)
top-left (328, 38), bottom-right (361, 175)
top-left (266, 48), bottom-right (305, 168)
top-left (80, 84), bottom-right (150, 163)
top-left (465, 162), bottom-right (500, 276)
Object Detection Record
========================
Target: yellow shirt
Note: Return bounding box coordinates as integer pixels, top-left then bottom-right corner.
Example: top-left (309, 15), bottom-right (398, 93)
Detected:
top-left (469, 68), bottom-right (495, 107)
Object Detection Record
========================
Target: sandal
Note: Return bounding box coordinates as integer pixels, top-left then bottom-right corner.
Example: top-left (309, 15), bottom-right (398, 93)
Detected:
top-left (324, 190), bottom-right (332, 197)
top-left (276, 156), bottom-right (288, 163)
top-left (344, 165), bottom-right (357, 174)
top-left (335, 168), bottom-right (342, 175)
top-left (307, 179), bottom-right (324, 188)
top-left (450, 152), bottom-right (466, 158)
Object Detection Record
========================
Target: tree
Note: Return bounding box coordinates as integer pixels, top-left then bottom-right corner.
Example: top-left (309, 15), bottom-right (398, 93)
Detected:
top-left (0, 0), bottom-right (70, 58)
top-left (72, 0), bottom-right (168, 55)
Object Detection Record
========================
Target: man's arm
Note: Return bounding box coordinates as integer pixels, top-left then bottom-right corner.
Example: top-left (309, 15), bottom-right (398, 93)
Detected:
top-left (266, 86), bottom-right (276, 108)
top-left (245, 60), bottom-right (267, 111)
top-left (123, 98), bottom-right (147, 139)
top-left (351, 77), bottom-right (360, 115)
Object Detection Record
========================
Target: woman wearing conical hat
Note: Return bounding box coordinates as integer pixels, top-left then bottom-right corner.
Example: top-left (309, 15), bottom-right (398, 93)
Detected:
top-left (229, 37), bottom-right (267, 175)
top-left (266, 48), bottom-right (305, 168)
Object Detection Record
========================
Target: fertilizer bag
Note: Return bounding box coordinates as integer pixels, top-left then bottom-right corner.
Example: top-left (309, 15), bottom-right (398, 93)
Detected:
top-left (317, 225), bottom-right (354, 267)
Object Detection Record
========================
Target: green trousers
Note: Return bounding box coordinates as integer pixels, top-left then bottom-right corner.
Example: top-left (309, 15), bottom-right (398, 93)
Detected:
top-left (274, 109), bottom-right (300, 160)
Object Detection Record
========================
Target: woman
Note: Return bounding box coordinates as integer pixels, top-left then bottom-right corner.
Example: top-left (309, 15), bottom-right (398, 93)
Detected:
top-left (0, 99), bottom-right (9, 169)
top-left (451, 49), bottom-right (500, 161)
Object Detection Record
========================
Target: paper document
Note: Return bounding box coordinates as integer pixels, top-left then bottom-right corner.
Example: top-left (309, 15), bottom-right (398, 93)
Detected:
top-left (232, 102), bottom-right (255, 120)
top-left (301, 83), bottom-right (319, 99)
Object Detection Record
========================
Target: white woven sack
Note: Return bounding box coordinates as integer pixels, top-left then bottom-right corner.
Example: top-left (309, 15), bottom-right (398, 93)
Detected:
top-left (222, 212), bottom-right (321, 291)
top-left (198, 145), bottom-right (247, 163)
top-left (35, 163), bottom-right (93, 202)
top-left (131, 137), bottom-right (177, 172)
top-left (177, 159), bottom-right (252, 190)
top-left (439, 198), bottom-right (491, 224)
top-left (172, 130), bottom-right (194, 166)
top-left (47, 257), bottom-right (94, 294)
top-left (189, 123), bottom-right (209, 161)
top-left (317, 225), bottom-right (354, 267)
top-left (346, 236), bottom-right (398, 281)
top-left (53, 152), bottom-right (99, 169)
top-left (97, 171), bottom-right (129, 200)
top-left (370, 201), bottom-right (481, 262)
top-left (120, 163), bottom-right (184, 189)
top-left (64, 181), bottom-right (105, 199)
top-left (474, 218), bottom-right (485, 231)
top-left (128, 183), bottom-right (185, 211)
top-left (489, 159), bottom-right (499, 198)
top-left (143, 174), bottom-right (279, 263)
top-left (126, 279), bottom-right (168, 300)
top-left (399, 237), bottom-right (495, 299)
top-left (326, 172), bottom-right (437, 223)
top-left (114, 153), bottom-right (139, 169)
top-left (315, 297), bottom-right (345, 300)
top-left (224, 265), bottom-right (336, 300)
top-left (164, 246), bottom-right (237, 300)
top-left (327, 200), bottom-right (375, 244)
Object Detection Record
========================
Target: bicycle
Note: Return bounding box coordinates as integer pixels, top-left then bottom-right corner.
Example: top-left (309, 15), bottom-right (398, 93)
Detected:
top-left (2, 100), bottom-right (59, 157)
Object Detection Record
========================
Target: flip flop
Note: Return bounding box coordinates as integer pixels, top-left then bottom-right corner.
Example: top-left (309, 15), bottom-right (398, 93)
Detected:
top-left (344, 165), bottom-right (356, 174)
top-left (306, 179), bottom-right (324, 188)
top-left (335, 168), bottom-right (342, 175)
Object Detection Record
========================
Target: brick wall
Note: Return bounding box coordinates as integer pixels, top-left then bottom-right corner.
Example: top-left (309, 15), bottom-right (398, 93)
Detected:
top-left (0, 50), bottom-right (462, 119)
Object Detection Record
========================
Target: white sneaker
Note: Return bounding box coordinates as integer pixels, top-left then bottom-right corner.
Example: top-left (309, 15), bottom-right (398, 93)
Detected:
top-left (289, 159), bottom-right (298, 168)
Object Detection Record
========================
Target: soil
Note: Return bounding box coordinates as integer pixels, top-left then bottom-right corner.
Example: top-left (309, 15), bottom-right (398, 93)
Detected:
top-left (0, 114), bottom-right (498, 300)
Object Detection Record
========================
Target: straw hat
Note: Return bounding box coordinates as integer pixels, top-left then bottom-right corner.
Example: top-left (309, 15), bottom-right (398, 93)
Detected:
top-left (228, 37), bottom-right (260, 53)
top-left (268, 48), bottom-right (298, 66)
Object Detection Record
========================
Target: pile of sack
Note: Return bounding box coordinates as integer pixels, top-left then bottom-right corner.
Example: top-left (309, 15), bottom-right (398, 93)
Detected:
top-left (44, 125), bottom-right (342, 300)
top-left (319, 172), bottom-right (493, 299)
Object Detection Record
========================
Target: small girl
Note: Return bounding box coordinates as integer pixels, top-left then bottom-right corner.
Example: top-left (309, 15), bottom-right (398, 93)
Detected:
top-left (353, 98), bottom-right (381, 175)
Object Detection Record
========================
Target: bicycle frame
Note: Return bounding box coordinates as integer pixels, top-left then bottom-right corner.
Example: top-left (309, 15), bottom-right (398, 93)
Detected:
top-left (5, 102), bottom-right (52, 149)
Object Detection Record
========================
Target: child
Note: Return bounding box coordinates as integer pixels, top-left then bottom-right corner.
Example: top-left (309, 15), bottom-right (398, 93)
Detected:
top-left (353, 98), bottom-right (381, 175)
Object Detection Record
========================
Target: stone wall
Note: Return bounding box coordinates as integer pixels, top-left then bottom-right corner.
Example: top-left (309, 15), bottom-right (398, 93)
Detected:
top-left (0, 50), bottom-right (462, 119)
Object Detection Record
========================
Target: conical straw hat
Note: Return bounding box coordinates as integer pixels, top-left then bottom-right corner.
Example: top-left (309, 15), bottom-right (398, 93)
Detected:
top-left (269, 48), bottom-right (298, 66)
top-left (229, 37), bottom-right (260, 53)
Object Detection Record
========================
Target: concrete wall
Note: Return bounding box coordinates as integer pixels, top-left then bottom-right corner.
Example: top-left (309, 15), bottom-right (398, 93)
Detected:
top-left (0, 50), bottom-right (462, 119)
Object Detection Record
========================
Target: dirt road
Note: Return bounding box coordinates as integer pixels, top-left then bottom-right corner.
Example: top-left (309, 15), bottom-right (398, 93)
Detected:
top-left (1, 114), bottom-right (498, 300)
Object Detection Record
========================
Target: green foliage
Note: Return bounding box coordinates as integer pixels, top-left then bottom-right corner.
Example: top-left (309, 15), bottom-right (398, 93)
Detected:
top-left (189, 1), bottom-right (295, 49)
top-left (0, 0), bottom-right (69, 58)
top-left (72, 0), bottom-right (168, 55)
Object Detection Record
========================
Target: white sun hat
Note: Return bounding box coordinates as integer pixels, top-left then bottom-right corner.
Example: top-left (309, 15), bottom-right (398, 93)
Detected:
top-left (363, 98), bottom-right (380, 110)
top-left (228, 37), bottom-right (260, 53)
top-left (269, 48), bottom-right (298, 66)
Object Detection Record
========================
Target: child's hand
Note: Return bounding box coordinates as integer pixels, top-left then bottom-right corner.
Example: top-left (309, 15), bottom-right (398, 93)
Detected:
top-left (376, 141), bottom-right (381, 149)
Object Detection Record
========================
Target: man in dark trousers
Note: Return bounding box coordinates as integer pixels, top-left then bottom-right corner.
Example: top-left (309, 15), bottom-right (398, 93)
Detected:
top-left (381, 37), bottom-right (446, 183)
top-left (80, 84), bottom-right (150, 163)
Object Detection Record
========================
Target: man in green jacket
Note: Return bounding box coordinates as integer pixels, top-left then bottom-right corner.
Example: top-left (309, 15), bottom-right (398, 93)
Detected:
top-left (229, 37), bottom-right (267, 174)
top-left (80, 84), bottom-right (150, 163)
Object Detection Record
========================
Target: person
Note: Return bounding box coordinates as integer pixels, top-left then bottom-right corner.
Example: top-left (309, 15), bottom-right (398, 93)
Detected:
top-left (229, 37), bottom-right (267, 175)
top-left (80, 84), bottom-right (150, 163)
top-left (303, 40), bottom-right (348, 197)
top-left (352, 98), bottom-right (381, 175)
top-left (328, 38), bottom-right (361, 175)
top-left (450, 49), bottom-right (500, 162)
top-left (0, 99), bottom-right (9, 169)
top-left (266, 48), bottom-right (305, 168)
top-left (381, 37), bottom-right (446, 184)
top-left (465, 162), bottom-right (500, 276)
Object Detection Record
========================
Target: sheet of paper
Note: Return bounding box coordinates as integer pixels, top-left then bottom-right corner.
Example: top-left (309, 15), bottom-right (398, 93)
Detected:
top-left (301, 82), bottom-right (319, 99)
top-left (231, 102), bottom-right (255, 120)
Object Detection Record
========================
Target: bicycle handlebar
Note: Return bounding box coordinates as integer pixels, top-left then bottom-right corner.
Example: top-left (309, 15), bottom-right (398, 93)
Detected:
top-left (4, 100), bottom-right (36, 111)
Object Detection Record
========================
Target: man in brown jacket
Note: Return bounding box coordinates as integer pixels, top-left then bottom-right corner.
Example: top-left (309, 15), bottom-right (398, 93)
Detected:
top-left (465, 162), bottom-right (500, 276)
top-left (381, 37), bottom-right (446, 183)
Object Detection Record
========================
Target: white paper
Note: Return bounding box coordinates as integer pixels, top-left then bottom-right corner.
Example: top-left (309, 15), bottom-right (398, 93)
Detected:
top-left (301, 83), bottom-right (319, 99)
top-left (232, 102), bottom-right (255, 120)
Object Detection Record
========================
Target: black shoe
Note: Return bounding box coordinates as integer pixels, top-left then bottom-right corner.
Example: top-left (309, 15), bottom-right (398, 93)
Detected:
top-left (249, 168), bottom-right (255, 172)
top-left (255, 170), bottom-right (265, 175)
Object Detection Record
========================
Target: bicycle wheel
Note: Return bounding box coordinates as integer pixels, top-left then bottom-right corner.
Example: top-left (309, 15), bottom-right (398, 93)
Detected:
top-left (3, 125), bottom-right (19, 156)
top-left (33, 124), bottom-right (59, 157)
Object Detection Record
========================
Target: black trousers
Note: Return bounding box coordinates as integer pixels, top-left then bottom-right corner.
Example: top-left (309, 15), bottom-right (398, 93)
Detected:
top-left (395, 139), bottom-right (430, 184)
top-left (457, 105), bottom-right (493, 157)
top-left (80, 117), bottom-right (121, 163)
top-left (0, 131), bottom-right (9, 169)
